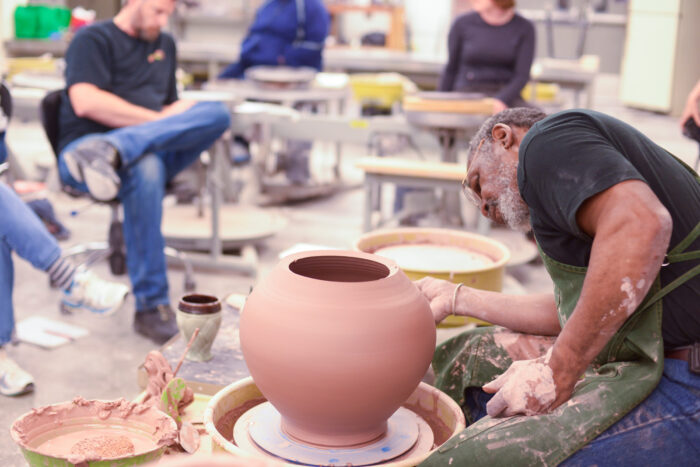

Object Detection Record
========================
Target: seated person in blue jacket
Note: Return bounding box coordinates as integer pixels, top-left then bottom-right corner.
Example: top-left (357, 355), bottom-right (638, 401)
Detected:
top-left (0, 182), bottom-right (129, 397)
top-left (56, 0), bottom-right (231, 344)
top-left (219, 0), bottom-right (329, 185)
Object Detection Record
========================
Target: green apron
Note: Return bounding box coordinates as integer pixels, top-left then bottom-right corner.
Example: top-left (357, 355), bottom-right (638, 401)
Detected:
top-left (422, 169), bottom-right (700, 466)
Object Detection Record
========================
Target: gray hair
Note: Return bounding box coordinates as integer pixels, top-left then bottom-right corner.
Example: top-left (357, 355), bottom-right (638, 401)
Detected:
top-left (467, 107), bottom-right (547, 163)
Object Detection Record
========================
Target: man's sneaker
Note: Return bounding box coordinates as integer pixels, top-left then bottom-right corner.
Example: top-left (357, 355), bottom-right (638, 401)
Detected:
top-left (133, 305), bottom-right (179, 345)
top-left (63, 139), bottom-right (121, 201)
top-left (0, 348), bottom-right (34, 396)
top-left (61, 268), bottom-right (129, 316)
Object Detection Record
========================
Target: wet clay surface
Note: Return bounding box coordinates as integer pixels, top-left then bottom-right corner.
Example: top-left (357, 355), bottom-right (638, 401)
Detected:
top-left (374, 243), bottom-right (495, 271)
top-left (215, 397), bottom-right (267, 442)
top-left (493, 330), bottom-right (555, 361)
top-left (70, 435), bottom-right (135, 458)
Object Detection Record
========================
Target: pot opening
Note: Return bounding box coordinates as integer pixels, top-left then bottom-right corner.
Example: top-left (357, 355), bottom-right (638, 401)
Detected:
top-left (289, 256), bottom-right (390, 282)
top-left (179, 294), bottom-right (221, 314)
top-left (181, 294), bottom-right (218, 305)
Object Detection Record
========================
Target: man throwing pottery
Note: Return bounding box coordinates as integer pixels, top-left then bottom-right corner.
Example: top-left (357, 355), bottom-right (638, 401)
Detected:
top-left (415, 108), bottom-right (700, 465)
top-left (56, 0), bottom-right (231, 344)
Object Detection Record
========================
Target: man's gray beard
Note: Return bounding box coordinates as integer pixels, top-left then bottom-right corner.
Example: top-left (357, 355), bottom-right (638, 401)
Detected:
top-left (494, 162), bottom-right (531, 232)
top-left (498, 184), bottom-right (531, 232)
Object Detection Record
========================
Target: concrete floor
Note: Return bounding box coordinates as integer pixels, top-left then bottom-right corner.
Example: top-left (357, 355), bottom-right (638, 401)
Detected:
top-left (1, 74), bottom-right (697, 464)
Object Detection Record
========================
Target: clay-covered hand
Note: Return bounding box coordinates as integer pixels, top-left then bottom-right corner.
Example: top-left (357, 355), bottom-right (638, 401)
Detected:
top-left (413, 276), bottom-right (458, 324)
top-left (482, 354), bottom-right (558, 417)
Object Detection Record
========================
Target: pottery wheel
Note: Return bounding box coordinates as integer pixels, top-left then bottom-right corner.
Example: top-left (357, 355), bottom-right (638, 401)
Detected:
top-left (162, 204), bottom-right (287, 251)
top-left (234, 402), bottom-right (433, 466)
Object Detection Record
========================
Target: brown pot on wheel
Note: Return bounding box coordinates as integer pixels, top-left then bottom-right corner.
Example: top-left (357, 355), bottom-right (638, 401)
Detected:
top-left (240, 250), bottom-right (436, 447)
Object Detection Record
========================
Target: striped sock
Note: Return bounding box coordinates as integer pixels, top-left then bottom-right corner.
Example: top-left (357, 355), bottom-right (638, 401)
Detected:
top-left (46, 257), bottom-right (77, 290)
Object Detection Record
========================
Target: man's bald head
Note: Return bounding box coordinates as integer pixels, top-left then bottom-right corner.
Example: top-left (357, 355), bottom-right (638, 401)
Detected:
top-left (467, 107), bottom-right (547, 167)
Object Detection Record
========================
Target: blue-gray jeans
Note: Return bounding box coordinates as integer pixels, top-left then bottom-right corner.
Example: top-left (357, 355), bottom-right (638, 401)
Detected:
top-left (0, 183), bottom-right (62, 345)
top-left (58, 102), bottom-right (231, 311)
top-left (464, 358), bottom-right (700, 465)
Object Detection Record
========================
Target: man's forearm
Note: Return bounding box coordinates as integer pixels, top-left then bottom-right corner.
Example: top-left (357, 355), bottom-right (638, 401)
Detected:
top-left (548, 192), bottom-right (671, 394)
top-left (456, 288), bottom-right (561, 335)
top-left (69, 84), bottom-right (161, 128)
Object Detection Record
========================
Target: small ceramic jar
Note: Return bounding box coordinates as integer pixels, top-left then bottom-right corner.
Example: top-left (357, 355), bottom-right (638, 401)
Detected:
top-left (241, 250), bottom-right (436, 447)
top-left (176, 294), bottom-right (222, 362)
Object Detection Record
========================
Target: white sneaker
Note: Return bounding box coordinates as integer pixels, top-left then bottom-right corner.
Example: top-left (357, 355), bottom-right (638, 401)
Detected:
top-left (61, 268), bottom-right (129, 316)
top-left (0, 348), bottom-right (34, 396)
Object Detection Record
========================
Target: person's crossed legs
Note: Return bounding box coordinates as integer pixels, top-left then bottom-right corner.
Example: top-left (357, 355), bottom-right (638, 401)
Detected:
top-left (58, 101), bottom-right (231, 344)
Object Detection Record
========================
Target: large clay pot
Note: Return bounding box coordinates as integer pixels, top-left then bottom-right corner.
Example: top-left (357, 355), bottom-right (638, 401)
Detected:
top-left (240, 250), bottom-right (436, 447)
top-left (176, 294), bottom-right (222, 362)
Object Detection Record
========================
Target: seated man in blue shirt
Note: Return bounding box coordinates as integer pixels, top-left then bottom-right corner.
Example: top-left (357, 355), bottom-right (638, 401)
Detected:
top-left (220, 0), bottom-right (329, 185)
top-left (57, 0), bottom-right (231, 344)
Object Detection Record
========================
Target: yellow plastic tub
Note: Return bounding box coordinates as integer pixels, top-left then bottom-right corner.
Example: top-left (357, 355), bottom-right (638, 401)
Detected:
top-left (349, 73), bottom-right (410, 109)
top-left (354, 228), bottom-right (510, 327)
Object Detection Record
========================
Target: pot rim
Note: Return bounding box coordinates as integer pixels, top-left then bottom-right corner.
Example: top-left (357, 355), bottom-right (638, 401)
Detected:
top-left (280, 249), bottom-right (401, 284)
top-left (178, 293), bottom-right (222, 314)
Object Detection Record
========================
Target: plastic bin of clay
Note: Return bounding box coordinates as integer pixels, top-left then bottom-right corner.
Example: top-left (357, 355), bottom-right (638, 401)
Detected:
top-left (354, 227), bottom-right (510, 327)
top-left (204, 376), bottom-right (466, 466)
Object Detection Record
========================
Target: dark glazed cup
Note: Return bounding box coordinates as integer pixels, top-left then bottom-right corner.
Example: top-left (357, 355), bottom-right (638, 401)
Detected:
top-left (176, 294), bottom-right (222, 361)
top-left (178, 294), bottom-right (222, 315)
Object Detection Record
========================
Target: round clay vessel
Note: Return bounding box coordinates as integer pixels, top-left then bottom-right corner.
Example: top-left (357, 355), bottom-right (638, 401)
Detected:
top-left (176, 294), bottom-right (222, 362)
top-left (240, 250), bottom-right (436, 447)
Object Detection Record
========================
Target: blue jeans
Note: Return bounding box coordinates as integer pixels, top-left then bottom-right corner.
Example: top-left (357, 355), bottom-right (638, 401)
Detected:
top-left (463, 358), bottom-right (700, 465)
top-left (0, 183), bottom-right (62, 345)
top-left (58, 102), bottom-right (231, 311)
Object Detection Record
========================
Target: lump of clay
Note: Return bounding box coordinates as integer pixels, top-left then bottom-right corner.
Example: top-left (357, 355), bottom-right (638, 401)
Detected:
top-left (70, 435), bottom-right (135, 458)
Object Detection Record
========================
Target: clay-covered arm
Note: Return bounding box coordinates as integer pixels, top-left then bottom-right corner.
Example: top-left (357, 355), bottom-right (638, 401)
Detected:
top-left (547, 179), bottom-right (672, 409)
top-left (69, 83), bottom-right (195, 128)
top-left (414, 277), bottom-right (560, 335)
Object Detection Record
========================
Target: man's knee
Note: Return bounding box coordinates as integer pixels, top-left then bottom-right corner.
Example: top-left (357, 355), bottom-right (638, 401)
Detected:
top-left (197, 102), bottom-right (231, 133)
top-left (121, 153), bottom-right (166, 194)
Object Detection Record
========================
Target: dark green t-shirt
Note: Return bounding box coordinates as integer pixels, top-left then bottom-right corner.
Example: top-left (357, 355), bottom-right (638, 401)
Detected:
top-left (518, 109), bottom-right (700, 348)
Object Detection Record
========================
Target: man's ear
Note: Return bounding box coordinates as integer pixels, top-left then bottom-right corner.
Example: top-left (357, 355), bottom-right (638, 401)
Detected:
top-left (492, 123), bottom-right (514, 149)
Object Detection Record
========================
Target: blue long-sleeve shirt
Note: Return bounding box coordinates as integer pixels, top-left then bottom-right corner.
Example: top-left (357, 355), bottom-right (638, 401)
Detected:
top-left (439, 12), bottom-right (535, 106)
top-left (219, 0), bottom-right (329, 79)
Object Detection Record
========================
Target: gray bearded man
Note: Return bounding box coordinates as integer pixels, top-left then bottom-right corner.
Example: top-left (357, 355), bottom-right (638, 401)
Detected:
top-left (415, 108), bottom-right (700, 465)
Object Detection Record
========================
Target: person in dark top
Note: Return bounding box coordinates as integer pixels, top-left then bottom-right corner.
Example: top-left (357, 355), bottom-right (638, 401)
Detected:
top-left (56, 0), bottom-right (231, 345)
top-left (415, 108), bottom-right (699, 465)
top-left (439, 0), bottom-right (535, 112)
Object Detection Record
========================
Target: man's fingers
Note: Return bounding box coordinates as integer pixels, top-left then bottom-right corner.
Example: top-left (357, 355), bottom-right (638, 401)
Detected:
top-left (482, 371), bottom-right (508, 394)
top-left (486, 390), bottom-right (508, 417)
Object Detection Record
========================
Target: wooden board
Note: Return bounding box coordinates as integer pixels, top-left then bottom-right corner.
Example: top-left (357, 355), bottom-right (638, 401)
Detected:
top-left (403, 95), bottom-right (495, 114)
top-left (356, 157), bottom-right (465, 181)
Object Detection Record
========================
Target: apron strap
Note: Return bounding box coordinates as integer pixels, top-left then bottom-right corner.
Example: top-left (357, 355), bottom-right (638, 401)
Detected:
top-left (666, 250), bottom-right (700, 263)
top-left (639, 262), bottom-right (700, 313)
top-left (668, 221), bottom-right (700, 255)
top-left (638, 219), bottom-right (700, 312)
